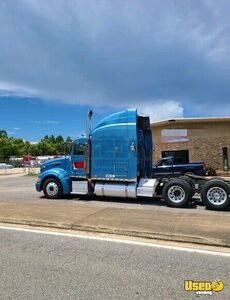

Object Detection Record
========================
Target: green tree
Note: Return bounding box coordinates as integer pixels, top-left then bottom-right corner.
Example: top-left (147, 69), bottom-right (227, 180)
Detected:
top-left (0, 130), bottom-right (8, 138)
top-left (0, 131), bottom-right (68, 160)
top-left (65, 136), bottom-right (73, 154)
top-left (0, 138), bottom-right (13, 161)
top-left (28, 144), bottom-right (40, 156)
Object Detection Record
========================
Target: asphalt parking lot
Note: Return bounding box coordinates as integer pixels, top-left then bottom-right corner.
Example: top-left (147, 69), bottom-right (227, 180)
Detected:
top-left (0, 174), bottom-right (229, 215)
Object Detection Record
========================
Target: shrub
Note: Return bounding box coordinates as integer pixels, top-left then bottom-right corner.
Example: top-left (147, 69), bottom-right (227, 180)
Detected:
top-left (206, 165), bottom-right (217, 176)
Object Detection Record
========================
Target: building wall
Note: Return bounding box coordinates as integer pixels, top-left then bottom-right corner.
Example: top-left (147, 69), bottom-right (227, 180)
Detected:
top-left (151, 120), bottom-right (230, 170)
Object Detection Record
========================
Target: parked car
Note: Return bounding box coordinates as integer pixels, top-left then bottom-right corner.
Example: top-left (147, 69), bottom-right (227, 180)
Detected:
top-left (0, 163), bottom-right (14, 169)
top-left (152, 157), bottom-right (206, 177)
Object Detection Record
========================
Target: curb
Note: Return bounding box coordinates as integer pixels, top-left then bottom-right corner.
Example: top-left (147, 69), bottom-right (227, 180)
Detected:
top-left (0, 217), bottom-right (229, 249)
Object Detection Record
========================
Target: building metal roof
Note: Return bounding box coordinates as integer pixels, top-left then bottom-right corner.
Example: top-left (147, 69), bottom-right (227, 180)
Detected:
top-left (151, 116), bottom-right (230, 127)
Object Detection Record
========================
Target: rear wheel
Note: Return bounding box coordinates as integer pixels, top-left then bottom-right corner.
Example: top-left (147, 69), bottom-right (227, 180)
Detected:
top-left (184, 171), bottom-right (195, 176)
top-left (162, 179), bottom-right (193, 208)
top-left (43, 178), bottom-right (63, 199)
top-left (179, 175), bottom-right (195, 196)
top-left (201, 179), bottom-right (230, 210)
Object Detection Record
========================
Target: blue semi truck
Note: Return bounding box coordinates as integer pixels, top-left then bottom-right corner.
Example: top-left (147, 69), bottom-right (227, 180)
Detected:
top-left (36, 109), bottom-right (230, 210)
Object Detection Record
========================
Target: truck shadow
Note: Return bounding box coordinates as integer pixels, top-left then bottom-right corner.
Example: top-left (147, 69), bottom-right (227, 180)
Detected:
top-left (40, 195), bottom-right (230, 210)
top-left (64, 194), bottom-right (200, 209)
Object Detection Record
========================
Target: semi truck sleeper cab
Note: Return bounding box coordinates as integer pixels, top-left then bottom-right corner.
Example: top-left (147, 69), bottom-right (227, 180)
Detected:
top-left (36, 109), bottom-right (230, 211)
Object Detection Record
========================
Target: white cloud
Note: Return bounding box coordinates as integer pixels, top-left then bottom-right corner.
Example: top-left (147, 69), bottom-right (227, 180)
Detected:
top-left (34, 120), bottom-right (59, 124)
top-left (30, 141), bottom-right (38, 145)
top-left (0, 0), bottom-right (229, 114)
top-left (0, 81), bottom-right (38, 98)
top-left (136, 100), bottom-right (184, 122)
top-left (13, 127), bottom-right (21, 130)
top-left (45, 121), bottom-right (59, 124)
top-left (107, 99), bottom-right (184, 122)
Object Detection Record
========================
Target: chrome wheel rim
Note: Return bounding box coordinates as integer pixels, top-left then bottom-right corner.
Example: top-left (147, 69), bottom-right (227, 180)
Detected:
top-left (46, 182), bottom-right (58, 196)
top-left (207, 187), bottom-right (227, 205)
top-left (167, 185), bottom-right (185, 203)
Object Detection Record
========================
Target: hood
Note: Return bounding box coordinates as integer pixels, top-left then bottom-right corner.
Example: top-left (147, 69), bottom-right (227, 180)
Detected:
top-left (41, 156), bottom-right (69, 172)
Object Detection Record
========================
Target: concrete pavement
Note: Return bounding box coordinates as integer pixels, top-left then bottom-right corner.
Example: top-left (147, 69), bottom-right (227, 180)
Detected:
top-left (0, 199), bottom-right (229, 248)
top-left (0, 174), bottom-right (229, 249)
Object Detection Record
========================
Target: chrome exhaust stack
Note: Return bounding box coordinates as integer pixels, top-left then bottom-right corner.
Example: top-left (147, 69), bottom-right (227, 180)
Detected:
top-left (85, 110), bottom-right (93, 177)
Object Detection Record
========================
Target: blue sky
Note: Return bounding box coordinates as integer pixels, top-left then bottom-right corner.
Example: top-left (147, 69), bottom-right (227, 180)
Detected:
top-left (0, 96), bottom-right (106, 141)
top-left (0, 0), bottom-right (230, 141)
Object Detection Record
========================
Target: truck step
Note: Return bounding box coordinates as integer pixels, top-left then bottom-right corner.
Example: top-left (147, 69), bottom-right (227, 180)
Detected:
top-left (137, 178), bottom-right (159, 197)
top-left (72, 181), bottom-right (88, 195)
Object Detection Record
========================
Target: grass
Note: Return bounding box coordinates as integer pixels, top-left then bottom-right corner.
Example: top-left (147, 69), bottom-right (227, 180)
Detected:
top-left (25, 173), bottom-right (40, 177)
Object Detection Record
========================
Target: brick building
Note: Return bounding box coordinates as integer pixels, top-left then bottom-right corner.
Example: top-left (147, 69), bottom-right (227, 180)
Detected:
top-left (151, 117), bottom-right (230, 172)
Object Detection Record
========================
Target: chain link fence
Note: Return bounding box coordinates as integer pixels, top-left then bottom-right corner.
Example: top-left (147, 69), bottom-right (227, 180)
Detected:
top-left (0, 162), bottom-right (40, 176)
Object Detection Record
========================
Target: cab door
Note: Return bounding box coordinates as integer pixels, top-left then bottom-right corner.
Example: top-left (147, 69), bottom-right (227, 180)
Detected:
top-left (114, 140), bottom-right (129, 178)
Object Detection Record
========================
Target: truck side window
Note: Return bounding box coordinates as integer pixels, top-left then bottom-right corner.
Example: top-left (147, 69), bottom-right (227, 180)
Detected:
top-left (73, 144), bottom-right (85, 155)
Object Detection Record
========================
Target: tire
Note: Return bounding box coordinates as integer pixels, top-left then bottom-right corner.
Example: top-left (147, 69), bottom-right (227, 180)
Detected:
top-left (201, 179), bottom-right (230, 210)
top-left (184, 171), bottom-right (195, 176)
top-left (179, 175), bottom-right (195, 197)
top-left (43, 178), bottom-right (63, 199)
top-left (162, 178), bottom-right (193, 208)
top-left (179, 175), bottom-right (195, 188)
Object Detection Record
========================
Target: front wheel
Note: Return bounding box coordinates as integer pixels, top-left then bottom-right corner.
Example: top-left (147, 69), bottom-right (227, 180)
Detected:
top-left (162, 179), bottom-right (193, 208)
top-left (43, 178), bottom-right (63, 199)
top-left (201, 180), bottom-right (230, 210)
